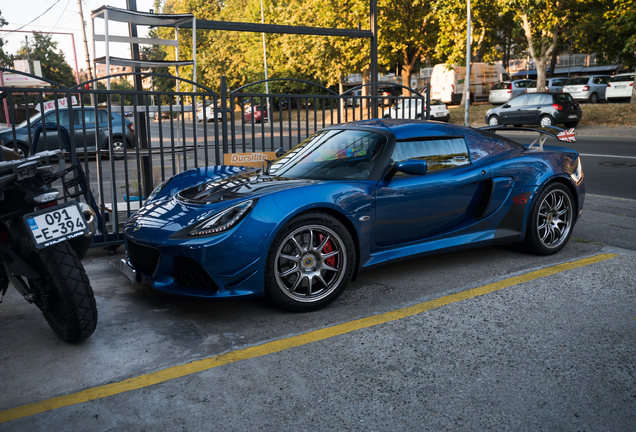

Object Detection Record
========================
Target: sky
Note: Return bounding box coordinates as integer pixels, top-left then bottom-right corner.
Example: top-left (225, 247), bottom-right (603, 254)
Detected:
top-left (1, 0), bottom-right (157, 72)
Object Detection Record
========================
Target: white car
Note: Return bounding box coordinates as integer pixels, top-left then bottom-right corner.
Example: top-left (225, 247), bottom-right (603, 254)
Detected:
top-left (606, 73), bottom-right (634, 102)
top-left (197, 106), bottom-right (230, 122)
top-left (383, 98), bottom-right (450, 121)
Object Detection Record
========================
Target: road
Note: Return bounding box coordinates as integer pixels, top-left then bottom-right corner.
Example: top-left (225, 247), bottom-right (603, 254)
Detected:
top-left (501, 132), bottom-right (636, 200)
top-left (1, 127), bottom-right (635, 430)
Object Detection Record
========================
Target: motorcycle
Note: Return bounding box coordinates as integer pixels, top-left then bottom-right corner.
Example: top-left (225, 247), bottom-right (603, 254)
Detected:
top-left (0, 145), bottom-right (98, 342)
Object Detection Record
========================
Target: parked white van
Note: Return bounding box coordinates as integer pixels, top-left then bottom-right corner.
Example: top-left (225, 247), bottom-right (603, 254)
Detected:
top-left (431, 63), bottom-right (511, 105)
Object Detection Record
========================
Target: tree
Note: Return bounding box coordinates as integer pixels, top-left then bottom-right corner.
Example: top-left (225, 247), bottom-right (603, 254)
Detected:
top-left (0, 10), bottom-right (12, 67)
top-left (434, 0), bottom-right (505, 105)
top-left (16, 33), bottom-right (76, 87)
top-left (500, 0), bottom-right (573, 92)
top-left (379, 0), bottom-right (438, 95)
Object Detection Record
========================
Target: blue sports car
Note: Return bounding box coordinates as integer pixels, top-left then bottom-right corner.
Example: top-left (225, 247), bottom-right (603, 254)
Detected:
top-left (121, 120), bottom-right (584, 311)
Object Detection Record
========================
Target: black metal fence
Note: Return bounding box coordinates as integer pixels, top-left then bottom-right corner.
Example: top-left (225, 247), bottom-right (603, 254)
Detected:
top-left (0, 68), bottom-right (431, 249)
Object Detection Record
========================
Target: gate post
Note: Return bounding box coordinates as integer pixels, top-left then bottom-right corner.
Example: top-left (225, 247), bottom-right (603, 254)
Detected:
top-left (220, 76), bottom-right (229, 155)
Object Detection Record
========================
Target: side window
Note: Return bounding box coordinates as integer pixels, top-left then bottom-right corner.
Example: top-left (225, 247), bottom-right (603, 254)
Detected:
top-left (44, 110), bottom-right (70, 126)
top-left (392, 138), bottom-right (471, 175)
top-left (98, 111), bottom-right (111, 124)
top-left (502, 73), bottom-right (511, 81)
top-left (508, 95), bottom-right (527, 107)
top-left (526, 94), bottom-right (544, 106)
top-left (83, 110), bottom-right (95, 124)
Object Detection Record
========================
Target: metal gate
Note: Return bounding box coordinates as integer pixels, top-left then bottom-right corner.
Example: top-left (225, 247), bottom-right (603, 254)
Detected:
top-left (0, 68), bottom-right (430, 249)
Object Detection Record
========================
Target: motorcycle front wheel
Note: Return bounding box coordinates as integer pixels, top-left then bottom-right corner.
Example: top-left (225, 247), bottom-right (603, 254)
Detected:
top-left (26, 242), bottom-right (98, 342)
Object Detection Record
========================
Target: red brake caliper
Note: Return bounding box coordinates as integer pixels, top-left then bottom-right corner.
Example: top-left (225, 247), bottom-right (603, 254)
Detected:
top-left (318, 233), bottom-right (336, 267)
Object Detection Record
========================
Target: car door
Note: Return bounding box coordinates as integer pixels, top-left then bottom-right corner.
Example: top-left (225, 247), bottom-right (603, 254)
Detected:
top-left (374, 137), bottom-right (490, 247)
top-left (499, 95), bottom-right (527, 124)
top-left (34, 109), bottom-right (69, 152)
top-left (521, 94), bottom-right (548, 124)
top-left (77, 108), bottom-right (97, 151)
top-left (593, 76), bottom-right (610, 99)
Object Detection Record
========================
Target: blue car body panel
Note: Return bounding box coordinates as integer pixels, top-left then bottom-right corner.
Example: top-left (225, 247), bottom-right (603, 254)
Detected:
top-left (123, 120), bottom-right (584, 299)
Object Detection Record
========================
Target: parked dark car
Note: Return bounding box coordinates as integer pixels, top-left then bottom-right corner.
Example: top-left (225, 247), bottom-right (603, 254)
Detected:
top-left (0, 107), bottom-right (136, 157)
top-left (485, 92), bottom-right (582, 128)
top-left (378, 85), bottom-right (402, 105)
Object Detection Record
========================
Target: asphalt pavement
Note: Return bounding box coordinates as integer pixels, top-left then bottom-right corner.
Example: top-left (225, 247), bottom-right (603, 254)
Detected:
top-left (0, 125), bottom-right (635, 431)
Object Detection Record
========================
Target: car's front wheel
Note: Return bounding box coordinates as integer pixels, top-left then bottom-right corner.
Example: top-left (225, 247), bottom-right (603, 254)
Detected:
top-left (488, 115), bottom-right (501, 126)
top-left (265, 212), bottom-right (356, 312)
top-left (521, 183), bottom-right (575, 255)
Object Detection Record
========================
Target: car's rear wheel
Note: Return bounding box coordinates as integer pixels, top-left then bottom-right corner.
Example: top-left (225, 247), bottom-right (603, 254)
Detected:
top-left (539, 115), bottom-right (554, 127)
top-left (265, 212), bottom-right (355, 312)
top-left (588, 93), bottom-right (599, 104)
top-left (521, 183), bottom-right (574, 255)
top-left (488, 115), bottom-right (501, 126)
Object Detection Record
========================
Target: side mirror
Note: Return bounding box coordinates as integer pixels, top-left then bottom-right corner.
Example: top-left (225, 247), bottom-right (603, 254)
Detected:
top-left (275, 147), bottom-right (285, 158)
top-left (396, 159), bottom-right (427, 176)
top-left (502, 104), bottom-right (511, 108)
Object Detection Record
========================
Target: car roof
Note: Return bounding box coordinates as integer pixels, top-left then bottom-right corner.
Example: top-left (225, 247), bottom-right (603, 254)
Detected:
top-left (338, 119), bottom-right (467, 141)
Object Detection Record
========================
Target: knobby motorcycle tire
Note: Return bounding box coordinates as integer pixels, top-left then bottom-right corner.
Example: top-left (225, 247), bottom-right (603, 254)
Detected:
top-left (26, 242), bottom-right (98, 342)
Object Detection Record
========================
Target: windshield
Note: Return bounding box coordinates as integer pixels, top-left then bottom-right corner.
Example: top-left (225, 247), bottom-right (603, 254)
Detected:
top-left (267, 129), bottom-right (387, 180)
top-left (568, 77), bottom-right (589, 85)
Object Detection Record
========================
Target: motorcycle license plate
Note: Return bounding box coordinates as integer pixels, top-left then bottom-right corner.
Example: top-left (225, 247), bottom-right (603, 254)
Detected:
top-left (24, 203), bottom-right (90, 249)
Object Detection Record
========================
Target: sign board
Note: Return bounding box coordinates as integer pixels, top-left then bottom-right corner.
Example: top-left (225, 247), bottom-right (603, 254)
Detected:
top-left (224, 151), bottom-right (278, 168)
top-left (0, 73), bottom-right (50, 88)
top-left (39, 96), bottom-right (79, 112)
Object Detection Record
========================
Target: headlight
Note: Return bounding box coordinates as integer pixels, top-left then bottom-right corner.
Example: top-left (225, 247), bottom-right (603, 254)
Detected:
top-left (189, 199), bottom-right (256, 236)
top-left (148, 177), bottom-right (173, 200)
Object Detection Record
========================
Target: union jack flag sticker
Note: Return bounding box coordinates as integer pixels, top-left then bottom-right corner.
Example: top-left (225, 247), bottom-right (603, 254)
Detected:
top-left (557, 128), bottom-right (576, 143)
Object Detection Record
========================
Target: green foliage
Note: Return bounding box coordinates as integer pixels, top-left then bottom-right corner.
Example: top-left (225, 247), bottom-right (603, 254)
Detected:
top-left (16, 33), bottom-right (76, 87)
top-left (434, 0), bottom-right (502, 65)
top-left (0, 10), bottom-right (12, 67)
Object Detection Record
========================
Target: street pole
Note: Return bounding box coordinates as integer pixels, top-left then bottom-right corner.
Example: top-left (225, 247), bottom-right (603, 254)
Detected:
top-left (464, 0), bottom-right (471, 127)
top-left (77, 0), bottom-right (93, 84)
top-left (260, 0), bottom-right (270, 123)
top-left (25, 36), bottom-right (32, 73)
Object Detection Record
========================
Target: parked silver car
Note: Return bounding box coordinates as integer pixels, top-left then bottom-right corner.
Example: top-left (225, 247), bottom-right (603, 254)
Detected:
top-left (526, 77), bottom-right (569, 94)
top-left (488, 80), bottom-right (532, 104)
top-left (561, 75), bottom-right (610, 103)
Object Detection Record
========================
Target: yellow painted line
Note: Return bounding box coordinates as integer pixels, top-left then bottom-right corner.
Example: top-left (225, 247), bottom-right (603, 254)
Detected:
top-left (0, 252), bottom-right (618, 424)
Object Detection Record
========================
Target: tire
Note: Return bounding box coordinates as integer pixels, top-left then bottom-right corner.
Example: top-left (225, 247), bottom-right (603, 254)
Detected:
top-left (488, 115), bottom-right (500, 126)
top-left (265, 212), bottom-right (356, 312)
top-left (588, 93), bottom-right (598, 104)
top-left (111, 140), bottom-right (125, 152)
top-left (564, 121), bottom-right (579, 128)
top-left (26, 241), bottom-right (97, 342)
top-left (8, 143), bottom-right (29, 158)
top-left (521, 183), bottom-right (575, 255)
top-left (539, 115), bottom-right (554, 127)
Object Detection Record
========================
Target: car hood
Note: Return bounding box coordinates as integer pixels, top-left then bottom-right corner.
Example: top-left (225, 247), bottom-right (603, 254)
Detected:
top-left (173, 168), bottom-right (318, 205)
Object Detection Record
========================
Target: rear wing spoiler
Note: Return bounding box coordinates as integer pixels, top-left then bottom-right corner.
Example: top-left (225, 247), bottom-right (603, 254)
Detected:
top-left (479, 125), bottom-right (576, 150)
